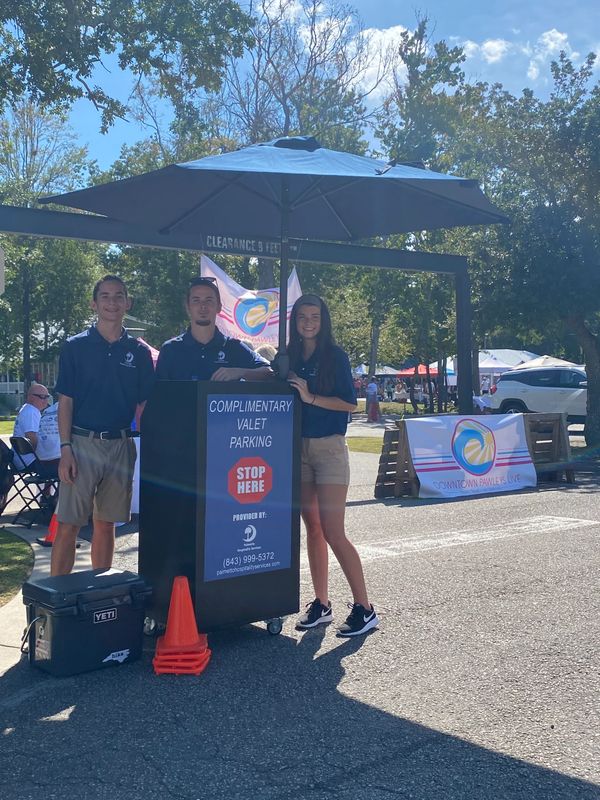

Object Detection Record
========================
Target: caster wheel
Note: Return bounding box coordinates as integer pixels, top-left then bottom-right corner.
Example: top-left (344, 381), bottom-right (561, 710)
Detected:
top-left (266, 618), bottom-right (283, 635)
top-left (143, 617), bottom-right (158, 636)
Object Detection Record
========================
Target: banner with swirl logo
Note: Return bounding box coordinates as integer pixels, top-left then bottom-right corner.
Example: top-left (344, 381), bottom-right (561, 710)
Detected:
top-left (405, 414), bottom-right (536, 498)
top-left (201, 255), bottom-right (302, 347)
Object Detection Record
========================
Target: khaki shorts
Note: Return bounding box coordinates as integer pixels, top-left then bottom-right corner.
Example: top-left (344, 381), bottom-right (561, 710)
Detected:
top-left (301, 435), bottom-right (350, 486)
top-left (57, 435), bottom-right (137, 526)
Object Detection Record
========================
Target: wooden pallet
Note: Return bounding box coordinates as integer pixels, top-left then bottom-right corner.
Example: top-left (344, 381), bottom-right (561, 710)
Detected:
top-left (523, 413), bottom-right (575, 483)
top-left (374, 421), bottom-right (419, 498)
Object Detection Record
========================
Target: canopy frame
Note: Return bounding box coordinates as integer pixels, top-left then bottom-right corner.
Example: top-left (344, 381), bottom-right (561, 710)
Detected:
top-left (0, 202), bottom-right (474, 412)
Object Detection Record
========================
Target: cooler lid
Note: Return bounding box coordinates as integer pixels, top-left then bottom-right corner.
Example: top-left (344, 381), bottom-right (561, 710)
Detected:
top-left (22, 568), bottom-right (149, 609)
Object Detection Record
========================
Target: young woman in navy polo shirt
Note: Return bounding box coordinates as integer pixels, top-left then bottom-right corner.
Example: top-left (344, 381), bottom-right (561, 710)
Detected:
top-left (287, 295), bottom-right (378, 637)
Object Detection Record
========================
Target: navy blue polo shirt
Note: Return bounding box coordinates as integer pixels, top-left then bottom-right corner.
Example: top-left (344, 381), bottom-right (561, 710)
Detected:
top-left (295, 346), bottom-right (356, 438)
top-left (55, 326), bottom-right (155, 431)
top-left (156, 328), bottom-right (268, 381)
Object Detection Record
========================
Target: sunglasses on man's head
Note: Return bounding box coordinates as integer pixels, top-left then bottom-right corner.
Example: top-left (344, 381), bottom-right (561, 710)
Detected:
top-left (189, 277), bottom-right (217, 286)
top-left (32, 393), bottom-right (50, 400)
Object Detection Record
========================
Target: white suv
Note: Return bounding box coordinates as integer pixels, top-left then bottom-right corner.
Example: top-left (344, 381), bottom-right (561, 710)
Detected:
top-left (489, 366), bottom-right (587, 421)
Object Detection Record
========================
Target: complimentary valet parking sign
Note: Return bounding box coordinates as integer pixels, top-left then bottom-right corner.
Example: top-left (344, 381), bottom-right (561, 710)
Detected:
top-left (204, 394), bottom-right (294, 581)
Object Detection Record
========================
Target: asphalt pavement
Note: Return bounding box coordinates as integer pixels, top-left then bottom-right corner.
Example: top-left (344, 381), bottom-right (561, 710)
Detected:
top-left (0, 419), bottom-right (598, 800)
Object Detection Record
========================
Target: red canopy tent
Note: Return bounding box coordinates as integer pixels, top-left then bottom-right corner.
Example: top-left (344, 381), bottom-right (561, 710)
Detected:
top-left (396, 364), bottom-right (439, 377)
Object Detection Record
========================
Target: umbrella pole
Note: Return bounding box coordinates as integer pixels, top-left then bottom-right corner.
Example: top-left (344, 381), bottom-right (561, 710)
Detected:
top-left (275, 178), bottom-right (290, 380)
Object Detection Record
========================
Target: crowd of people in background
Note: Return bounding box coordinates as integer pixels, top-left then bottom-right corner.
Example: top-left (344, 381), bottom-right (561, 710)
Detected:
top-left (352, 374), bottom-right (459, 420)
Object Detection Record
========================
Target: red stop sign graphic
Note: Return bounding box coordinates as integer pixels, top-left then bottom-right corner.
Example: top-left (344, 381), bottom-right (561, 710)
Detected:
top-left (228, 457), bottom-right (273, 504)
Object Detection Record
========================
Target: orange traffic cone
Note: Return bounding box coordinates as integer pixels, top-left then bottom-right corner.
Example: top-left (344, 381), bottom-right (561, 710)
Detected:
top-left (36, 512), bottom-right (58, 547)
top-left (153, 576), bottom-right (211, 676)
top-left (35, 513), bottom-right (81, 549)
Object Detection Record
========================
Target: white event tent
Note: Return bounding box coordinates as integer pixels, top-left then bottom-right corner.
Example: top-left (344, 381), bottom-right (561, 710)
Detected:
top-left (512, 354), bottom-right (580, 369)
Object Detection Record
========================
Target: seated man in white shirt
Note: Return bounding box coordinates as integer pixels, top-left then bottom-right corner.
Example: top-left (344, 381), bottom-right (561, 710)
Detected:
top-left (12, 383), bottom-right (51, 468)
top-left (35, 401), bottom-right (61, 479)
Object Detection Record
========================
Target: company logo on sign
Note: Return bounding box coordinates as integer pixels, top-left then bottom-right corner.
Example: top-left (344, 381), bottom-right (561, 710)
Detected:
top-left (243, 524), bottom-right (257, 543)
top-left (228, 457), bottom-right (273, 504)
top-left (451, 419), bottom-right (496, 476)
top-left (94, 608), bottom-right (117, 623)
top-left (233, 290), bottom-right (280, 336)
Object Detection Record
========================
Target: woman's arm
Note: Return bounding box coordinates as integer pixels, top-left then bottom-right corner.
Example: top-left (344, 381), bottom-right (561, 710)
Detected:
top-left (287, 374), bottom-right (357, 412)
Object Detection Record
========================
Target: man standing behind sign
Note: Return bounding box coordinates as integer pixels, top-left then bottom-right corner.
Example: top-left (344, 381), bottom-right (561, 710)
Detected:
top-left (51, 275), bottom-right (155, 576)
top-left (156, 277), bottom-right (271, 381)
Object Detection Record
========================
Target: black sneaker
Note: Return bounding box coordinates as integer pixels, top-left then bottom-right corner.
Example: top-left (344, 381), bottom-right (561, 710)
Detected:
top-left (337, 603), bottom-right (379, 637)
top-left (296, 598), bottom-right (333, 629)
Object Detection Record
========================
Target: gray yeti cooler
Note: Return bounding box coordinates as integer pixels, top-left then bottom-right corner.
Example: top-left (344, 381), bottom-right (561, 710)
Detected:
top-left (22, 569), bottom-right (151, 677)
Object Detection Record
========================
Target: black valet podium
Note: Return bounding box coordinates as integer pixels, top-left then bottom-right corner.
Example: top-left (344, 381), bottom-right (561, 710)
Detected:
top-left (139, 380), bottom-right (300, 633)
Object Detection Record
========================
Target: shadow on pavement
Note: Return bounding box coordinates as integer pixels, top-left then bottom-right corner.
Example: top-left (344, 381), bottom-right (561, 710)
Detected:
top-left (0, 624), bottom-right (597, 800)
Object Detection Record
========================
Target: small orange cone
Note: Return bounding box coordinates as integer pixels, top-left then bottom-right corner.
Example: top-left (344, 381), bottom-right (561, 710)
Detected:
top-left (153, 576), bottom-right (211, 676)
top-left (35, 513), bottom-right (80, 549)
top-left (36, 512), bottom-right (58, 547)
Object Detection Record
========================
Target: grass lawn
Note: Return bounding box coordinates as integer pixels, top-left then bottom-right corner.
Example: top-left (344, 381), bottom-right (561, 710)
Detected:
top-left (0, 419), bottom-right (16, 435)
top-left (356, 398), bottom-right (418, 415)
top-left (354, 398), bottom-right (451, 416)
top-left (346, 437), bottom-right (383, 454)
top-left (0, 529), bottom-right (34, 607)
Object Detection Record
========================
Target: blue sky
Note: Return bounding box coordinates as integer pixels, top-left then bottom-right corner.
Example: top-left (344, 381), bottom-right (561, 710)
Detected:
top-left (70, 0), bottom-right (599, 169)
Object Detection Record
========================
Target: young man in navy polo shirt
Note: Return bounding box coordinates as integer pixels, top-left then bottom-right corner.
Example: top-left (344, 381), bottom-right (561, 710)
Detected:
top-left (51, 275), bottom-right (155, 576)
top-left (156, 277), bottom-right (272, 381)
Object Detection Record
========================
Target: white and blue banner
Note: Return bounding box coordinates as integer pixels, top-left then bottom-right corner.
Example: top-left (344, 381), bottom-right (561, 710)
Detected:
top-left (405, 414), bottom-right (536, 498)
top-left (201, 254), bottom-right (302, 347)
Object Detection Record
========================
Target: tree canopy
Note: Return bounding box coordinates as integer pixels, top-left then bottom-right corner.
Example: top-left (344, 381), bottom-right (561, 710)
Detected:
top-left (0, 0), bottom-right (254, 130)
top-left (1, 6), bottom-right (600, 439)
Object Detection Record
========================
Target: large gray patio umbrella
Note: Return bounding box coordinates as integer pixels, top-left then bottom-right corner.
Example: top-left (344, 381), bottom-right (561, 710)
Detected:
top-left (41, 135), bottom-right (507, 374)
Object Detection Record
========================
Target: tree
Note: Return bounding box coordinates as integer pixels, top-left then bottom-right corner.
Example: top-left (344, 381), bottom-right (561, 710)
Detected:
top-left (0, 0), bottom-right (254, 130)
top-left (445, 54), bottom-right (600, 443)
top-left (218, 0), bottom-right (383, 150)
top-left (372, 19), bottom-right (468, 382)
top-left (374, 16), bottom-right (466, 170)
top-left (0, 101), bottom-right (102, 383)
top-left (193, 0), bottom-right (386, 287)
top-left (0, 101), bottom-right (88, 201)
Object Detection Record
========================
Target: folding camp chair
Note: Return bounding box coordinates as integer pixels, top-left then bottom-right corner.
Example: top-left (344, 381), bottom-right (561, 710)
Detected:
top-left (8, 436), bottom-right (59, 527)
top-left (0, 439), bottom-right (15, 514)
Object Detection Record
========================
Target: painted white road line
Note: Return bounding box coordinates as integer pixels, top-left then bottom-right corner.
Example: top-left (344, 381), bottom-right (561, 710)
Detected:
top-left (299, 515), bottom-right (597, 571)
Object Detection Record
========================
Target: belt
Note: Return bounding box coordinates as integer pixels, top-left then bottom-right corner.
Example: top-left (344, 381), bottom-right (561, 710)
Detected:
top-left (71, 426), bottom-right (139, 440)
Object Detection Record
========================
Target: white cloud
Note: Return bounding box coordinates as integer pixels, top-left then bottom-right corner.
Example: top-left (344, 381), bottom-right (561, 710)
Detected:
top-left (524, 28), bottom-right (577, 82)
top-left (455, 27), bottom-right (582, 87)
top-left (480, 39), bottom-right (511, 63)
top-left (349, 22), bottom-right (593, 104)
top-left (537, 29), bottom-right (569, 54)
top-left (358, 25), bottom-right (409, 100)
top-left (461, 39), bottom-right (480, 59)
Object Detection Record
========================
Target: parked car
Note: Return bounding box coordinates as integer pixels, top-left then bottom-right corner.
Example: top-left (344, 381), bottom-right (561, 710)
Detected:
top-left (489, 366), bottom-right (587, 421)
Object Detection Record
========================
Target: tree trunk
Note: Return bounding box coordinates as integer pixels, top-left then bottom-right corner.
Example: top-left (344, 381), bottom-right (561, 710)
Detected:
top-left (368, 320), bottom-right (380, 377)
top-left (425, 365), bottom-right (434, 412)
top-left (437, 355), bottom-right (445, 412)
top-left (472, 347), bottom-right (480, 400)
top-left (566, 315), bottom-right (600, 448)
top-left (22, 261), bottom-right (31, 389)
top-left (257, 258), bottom-right (274, 289)
top-left (409, 368), bottom-right (419, 414)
